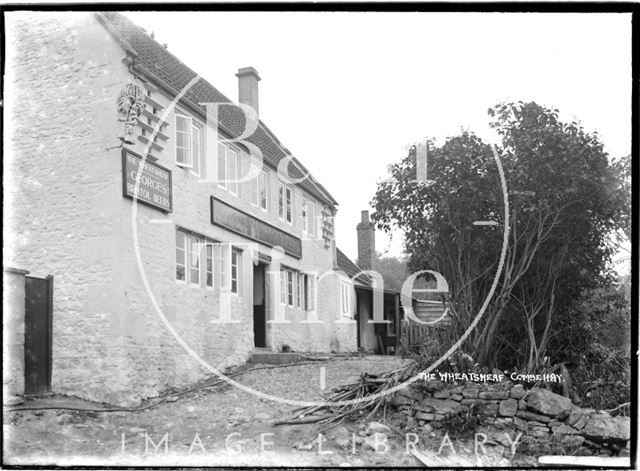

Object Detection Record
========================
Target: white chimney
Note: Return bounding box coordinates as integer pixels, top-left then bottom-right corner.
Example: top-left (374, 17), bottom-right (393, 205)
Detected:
top-left (236, 66), bottom-right (261, 116)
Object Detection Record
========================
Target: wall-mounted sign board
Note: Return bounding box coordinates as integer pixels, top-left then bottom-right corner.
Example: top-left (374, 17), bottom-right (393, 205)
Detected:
top-left (122, 149), bottom-right (172, 212)
top-left (210, 197), bottom-right (302, 259)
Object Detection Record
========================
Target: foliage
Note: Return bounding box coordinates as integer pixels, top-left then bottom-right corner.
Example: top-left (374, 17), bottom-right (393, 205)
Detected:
top-left (371, 101), bottom-right (629, 372)
top-left (370, 252), bottom-right (409, 293)
top-left (552, 283), bottom-right (631, 411)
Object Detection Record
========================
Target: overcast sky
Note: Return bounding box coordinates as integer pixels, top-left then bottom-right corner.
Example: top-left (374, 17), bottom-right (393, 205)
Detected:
top-left (125, 11), bottom-right (632, 262)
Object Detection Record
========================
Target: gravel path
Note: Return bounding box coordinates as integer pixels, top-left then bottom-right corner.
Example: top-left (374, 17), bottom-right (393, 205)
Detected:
top-left (4, 355), bottom-right (411, 466)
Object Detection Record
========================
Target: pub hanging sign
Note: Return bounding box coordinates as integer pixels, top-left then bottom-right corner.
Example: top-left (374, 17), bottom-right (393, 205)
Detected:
top-left (122, 149), bottom-right (173, 212)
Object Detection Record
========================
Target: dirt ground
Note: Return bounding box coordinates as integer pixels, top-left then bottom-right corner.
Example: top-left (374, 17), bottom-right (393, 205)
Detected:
top-left (3, 355), bottom-right (535, 467)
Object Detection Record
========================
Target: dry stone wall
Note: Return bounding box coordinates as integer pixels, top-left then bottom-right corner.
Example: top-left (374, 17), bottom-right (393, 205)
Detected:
top-left (392, 380), bottom-right (630, 456)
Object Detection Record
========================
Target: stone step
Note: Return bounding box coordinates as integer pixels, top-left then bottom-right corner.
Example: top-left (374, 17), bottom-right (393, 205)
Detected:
top-left (249, 351), bottom-right (303, 364)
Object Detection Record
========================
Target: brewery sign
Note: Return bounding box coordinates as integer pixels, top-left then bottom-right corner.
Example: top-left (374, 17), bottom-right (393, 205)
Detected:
top-left (122, 149), bottom-right (172, 212)
top-left (211, 197), bottom-right (302, 258)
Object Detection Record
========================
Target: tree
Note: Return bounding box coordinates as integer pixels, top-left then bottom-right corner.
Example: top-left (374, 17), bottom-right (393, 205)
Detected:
top-left (371, 102), bottom-right (628, 369)
top-left (360, 253), bottom-right (408, 293)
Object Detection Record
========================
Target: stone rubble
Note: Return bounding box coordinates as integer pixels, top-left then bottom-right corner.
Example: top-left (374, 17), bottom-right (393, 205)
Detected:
top-left (391, 380), bottom-right (630, 456)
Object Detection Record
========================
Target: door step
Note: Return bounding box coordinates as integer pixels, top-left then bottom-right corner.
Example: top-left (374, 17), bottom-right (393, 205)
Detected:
top-left (249, 351), bottom-right (303, 364)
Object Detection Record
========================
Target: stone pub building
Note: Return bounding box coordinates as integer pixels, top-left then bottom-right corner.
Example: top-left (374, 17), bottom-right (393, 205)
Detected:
top-left (4, 12), bottom-right (404, 406)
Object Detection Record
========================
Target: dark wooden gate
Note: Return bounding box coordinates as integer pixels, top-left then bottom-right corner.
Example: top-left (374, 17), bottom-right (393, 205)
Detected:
top-left (24, 275), bottom-right (53, 395)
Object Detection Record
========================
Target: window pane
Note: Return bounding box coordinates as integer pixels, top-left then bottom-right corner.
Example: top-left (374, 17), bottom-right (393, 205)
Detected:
top-left (206, 244), bottom-right (213, 287)
top-left (280, 269), bottom-right (286, 304)
top-left (219, 244), bottom-right (228, 289)
top-left (259, 171), bottom-right (268, 210)
top-left (231, 250), bottom-right (239, 294)
top-left (287, 270), bottom-right (294, 306)
top-left (278, 184), bottom-right (284, 219)
top-left (176, 114), bottom-right (192, 166)
top-left (286, 188), bottom-right (292, 223)
top-left (301, 198), bottom-right (307, 232)
top-left (176, 231), bottom-right (186, 281)
top-left (218, 143), bottom-right (226, 187)
top-left (228, 150), bottom-right (238, 194)
top-left (192, 125), bottom-right (201, 175)
top-left (309, 202), bottom-right (316, 237)
top-left (251, 176), bottom-right (259, 206)
top-left (190, 237), bottom-right (201, 285)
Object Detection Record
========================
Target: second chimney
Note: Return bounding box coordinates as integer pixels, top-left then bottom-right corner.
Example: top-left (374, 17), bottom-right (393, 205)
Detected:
top-left (357, 210), bottom-right (375, 271)
top-left (236, 66), bottom-right (261, 116)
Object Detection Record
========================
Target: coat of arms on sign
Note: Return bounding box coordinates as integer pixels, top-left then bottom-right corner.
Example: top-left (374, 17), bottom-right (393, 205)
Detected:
top-left (116, 83), bottom-right (145, 144)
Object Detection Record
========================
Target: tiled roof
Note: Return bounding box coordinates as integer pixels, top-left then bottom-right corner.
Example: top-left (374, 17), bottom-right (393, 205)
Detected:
top-left (336, 248), bottom-right (372, 285)
top-left (95, 12), bottom-right (337, 207)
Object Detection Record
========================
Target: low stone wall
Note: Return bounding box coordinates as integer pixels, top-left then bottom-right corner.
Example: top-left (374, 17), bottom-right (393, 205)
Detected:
top-left (392, 379), bottom-right (630, 456)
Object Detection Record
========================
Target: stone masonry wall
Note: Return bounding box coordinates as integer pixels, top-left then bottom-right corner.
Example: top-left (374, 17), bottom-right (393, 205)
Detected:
top-left (392, 380), bottom-right (631, 456)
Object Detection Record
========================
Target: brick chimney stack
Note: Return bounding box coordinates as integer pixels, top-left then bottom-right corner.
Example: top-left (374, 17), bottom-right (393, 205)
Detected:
top-left (236, 66), bottom-right (261, 116)
top-left (356, 210), bottom-right (375, 271)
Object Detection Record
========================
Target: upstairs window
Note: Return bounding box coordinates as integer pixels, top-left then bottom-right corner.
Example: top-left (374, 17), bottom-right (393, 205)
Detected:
top-left (175, 113), bottom-right (193, 168)
top-left (191, 123), bottom-right (203, 176)
top-left (176, 113), bottom-right (204, 176)
top-left (285, 186), bottom-right (293, 224)
top-left (302, 196), bottom-right (316, 237)
top-left (278, 183), bottom-right (285, 220)
top-left (252, 168), bottom-right (269, 211)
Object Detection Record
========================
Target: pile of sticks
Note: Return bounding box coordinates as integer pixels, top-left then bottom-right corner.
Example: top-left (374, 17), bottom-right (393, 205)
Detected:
top-left (274, 362), bottom-right (416, 427)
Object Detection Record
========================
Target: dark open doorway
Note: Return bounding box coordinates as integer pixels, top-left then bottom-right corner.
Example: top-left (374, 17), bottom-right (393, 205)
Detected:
top-left (253, 263), bottom-right (267, 348)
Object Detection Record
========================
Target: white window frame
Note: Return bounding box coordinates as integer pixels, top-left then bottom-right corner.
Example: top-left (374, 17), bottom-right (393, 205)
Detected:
top-left (301, 197), bottom-right (307, 233)
top-left (308, 199), bottom-right (316, 238)
top-left (296, 273), bottom-right (302, 308)
top-left (302, 196), bottom-right (317, 237)
top-left (189, 235), bottom-right (202, 287)
top-left (218, 243), bottom-right (230, 291)
top-left (176, 229), bottom-right (187, 282)
top-left (227, 148), bottom-right (239, 195)
top-left (191, 122), bottom-right (204, 177)
top-left (252, 168), bottom-right (269, 212)
top-left (287, 269), bottom-right (294, 306)
top-left (217, 142), bottom-right (227, 190)
top-left (205, 242), bottom-right (214, 289)
top-left (231, 249), bottom-right (242, 295)
top-left (340, 281), bottom-right (351, 316)
top-left (285, 186), bottom-right (293, 224)
top-left (175, 112), bottom-right (193, 168)
top-left (305, 274), bottom-right (316, 311)
top-left (278, 183), bottom-right (285, 221)
top-left (280, 269), bottom-right (286, 304)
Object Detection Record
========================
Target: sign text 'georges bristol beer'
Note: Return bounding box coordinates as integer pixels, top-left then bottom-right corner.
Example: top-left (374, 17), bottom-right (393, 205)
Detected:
top-left (122, 149), bottom-right (173, 212)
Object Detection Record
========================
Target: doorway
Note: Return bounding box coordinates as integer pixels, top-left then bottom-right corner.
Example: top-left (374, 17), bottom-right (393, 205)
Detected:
top-left (253, 263), bottom-right (267, 348)
top-left (24, 275), bottom-right (53, 395)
